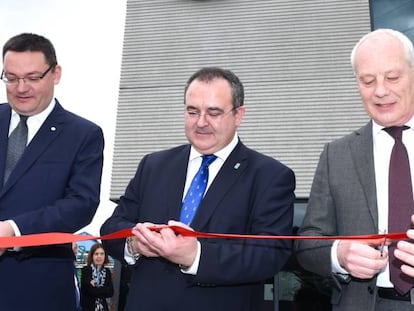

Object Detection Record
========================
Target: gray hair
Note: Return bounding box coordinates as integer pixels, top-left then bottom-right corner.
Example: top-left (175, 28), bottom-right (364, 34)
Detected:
top-left (350, 28), bottom-right (414, 75)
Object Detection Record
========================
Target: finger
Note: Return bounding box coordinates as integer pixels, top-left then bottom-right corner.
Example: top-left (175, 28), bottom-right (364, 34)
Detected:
top-left (395, 243), bottom-right (414, 267)
top-left (407, 228), bottom-right (414, 240)
top-left (401, 264), bottom-right (414, 277)
top-left (160, 227), bottom-right (180, 244)
top-left (168, 220), bottom-right (195, 231)
top-left (397, 241), bottom-right (414, 255)
top-left (367, 238), bottom-right (386, 247)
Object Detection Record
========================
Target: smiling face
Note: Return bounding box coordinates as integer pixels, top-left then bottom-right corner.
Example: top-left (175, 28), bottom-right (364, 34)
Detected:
top-left (354, 34), bottom-right (414, 127)
top-left (3, 50), bottom-right (61, 116)
top-left (184, 78), bottom-right (245, 154)
top-left (92, 247), bottom-right (106, 267)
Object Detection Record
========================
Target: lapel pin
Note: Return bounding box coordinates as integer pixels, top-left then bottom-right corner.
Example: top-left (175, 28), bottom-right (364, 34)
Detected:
top-left (50, 126), bottom-right (56, 132)
top-left (234, 163), bottom-right (240, 170)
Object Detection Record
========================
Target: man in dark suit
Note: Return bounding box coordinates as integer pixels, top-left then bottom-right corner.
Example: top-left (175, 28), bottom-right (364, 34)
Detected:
top-left (101, 67), bottom-right (295, 311)
top-left (296, 29), bottom-right (414, 310)
top-left (0, 33), bottom-right (104, 310)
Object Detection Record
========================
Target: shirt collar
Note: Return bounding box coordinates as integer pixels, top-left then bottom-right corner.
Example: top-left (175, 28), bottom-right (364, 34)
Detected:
top-left (11, 98), bottom-right (56, 123)
top-left (189, 132), bottom-right (239, 162)
top-left (372, 118), bottom-right (414, 136)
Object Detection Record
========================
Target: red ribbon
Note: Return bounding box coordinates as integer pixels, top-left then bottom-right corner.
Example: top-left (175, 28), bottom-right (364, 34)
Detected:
top-left (0, 225), bottom-right (407, 248)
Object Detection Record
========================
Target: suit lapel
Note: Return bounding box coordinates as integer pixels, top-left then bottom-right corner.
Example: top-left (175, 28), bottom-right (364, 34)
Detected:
top-left (191, 142), bottom-right (247, 230)
top-left (1, 103), bottom-right (66, 194)
top-left (165, 146), bottom-right (191, 221)
top-left (0, 106), bottom-right (12, 189)
top-left (349, 121), bottom-right (378, 229)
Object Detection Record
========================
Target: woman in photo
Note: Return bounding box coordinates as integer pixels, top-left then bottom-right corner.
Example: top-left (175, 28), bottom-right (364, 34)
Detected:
top-left (80, 243), bottom-right (114, 311)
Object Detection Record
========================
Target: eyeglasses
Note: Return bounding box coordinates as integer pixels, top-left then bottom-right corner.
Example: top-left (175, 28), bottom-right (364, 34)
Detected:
top-left (185, 107), bottom-right (238, 121)
top-left (1, 63), bottom-right (57, 86)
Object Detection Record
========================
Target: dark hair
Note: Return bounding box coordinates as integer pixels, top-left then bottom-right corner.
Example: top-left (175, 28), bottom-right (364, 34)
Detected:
top-left (86, 243), bottom-right (110, 266)
top-left (2, 33), bottom-right (58, 66)
top-left (184, 67), bottom-right (244, 109)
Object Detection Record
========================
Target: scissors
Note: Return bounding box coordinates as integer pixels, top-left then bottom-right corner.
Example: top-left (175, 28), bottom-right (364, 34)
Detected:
top-left (379, 230), bottom-right (387, 257)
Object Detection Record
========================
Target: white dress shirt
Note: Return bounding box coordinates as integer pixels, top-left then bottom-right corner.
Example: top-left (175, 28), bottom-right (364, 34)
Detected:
top-left (331, 118), bottom-right (414, 288)
top-left (8, 100), bottom-right (55, 144)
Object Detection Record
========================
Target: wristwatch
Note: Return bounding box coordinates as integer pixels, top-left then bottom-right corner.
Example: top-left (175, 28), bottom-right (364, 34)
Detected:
top-left (126, 237), bottom-right (140, 261)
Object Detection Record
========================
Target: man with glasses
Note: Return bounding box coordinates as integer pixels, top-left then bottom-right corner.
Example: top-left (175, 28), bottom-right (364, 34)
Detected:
top-left (0, 33), bottom-right (104, 311)
top-left (101, 67), bottom-right (295, 311)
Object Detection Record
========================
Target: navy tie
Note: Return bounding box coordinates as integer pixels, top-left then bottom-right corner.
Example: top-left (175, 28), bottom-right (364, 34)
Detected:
top-left (180, 154), bottom-right (217, 225)
top-left (384, 126), bottom-right (414, 294)
top-left (4, 115), bottom-right (28, 184)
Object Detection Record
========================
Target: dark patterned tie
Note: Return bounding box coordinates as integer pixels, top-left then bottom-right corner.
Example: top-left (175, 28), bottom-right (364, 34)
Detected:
top-left (384, 126), bottom-right (414, 294)
top-left (180, 154), bottom-right (217, 225)
top-left (4, 115), bottom-right (28, 184)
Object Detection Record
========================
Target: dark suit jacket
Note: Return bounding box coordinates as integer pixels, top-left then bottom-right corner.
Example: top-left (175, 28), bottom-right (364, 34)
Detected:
top-left (0, 101), bottom-right (104, 311)
top-left (80, 266), bottom-right (114, 311)
top-left (296, 121), bottom-right (379, 310)
top-left (101, 141), bottom-right (295, 311)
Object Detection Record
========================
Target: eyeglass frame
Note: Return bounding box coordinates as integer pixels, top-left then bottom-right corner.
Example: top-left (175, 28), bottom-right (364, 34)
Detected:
top-left (184, 106), bottom-right (239, 121)
top-left (1, 62), bottom-right (57, 85)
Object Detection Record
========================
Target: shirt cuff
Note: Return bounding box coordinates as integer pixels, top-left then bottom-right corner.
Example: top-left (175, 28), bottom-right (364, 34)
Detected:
top-left (124, 240), bottom-right (140, 265)
top-left (6, 220), bottom-right (21, 251)
top-left (180, 241), bottom-right (201, 275)
top-left (331, 240), bottom-right (349, 274)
